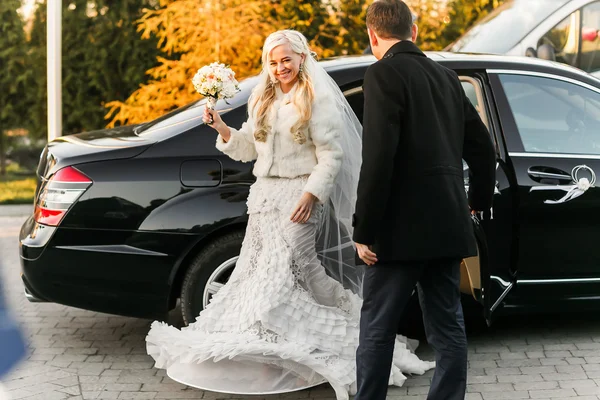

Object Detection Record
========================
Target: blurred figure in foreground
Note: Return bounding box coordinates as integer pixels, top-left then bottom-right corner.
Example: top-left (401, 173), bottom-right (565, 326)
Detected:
top-left (0, 257), bottom-right (26, 399)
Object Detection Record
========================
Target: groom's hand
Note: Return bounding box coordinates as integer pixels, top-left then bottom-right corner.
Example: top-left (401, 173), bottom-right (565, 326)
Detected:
top-left (356, 243), bottom-right (377, 266)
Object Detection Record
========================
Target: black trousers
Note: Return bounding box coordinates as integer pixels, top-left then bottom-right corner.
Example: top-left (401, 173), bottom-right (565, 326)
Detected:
top-left (354, 258), bottom-right (467, 400)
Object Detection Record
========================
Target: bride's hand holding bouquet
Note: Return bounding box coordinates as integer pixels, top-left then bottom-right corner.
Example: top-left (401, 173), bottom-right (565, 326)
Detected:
top-left (193, 62), bottom-right (240, 141)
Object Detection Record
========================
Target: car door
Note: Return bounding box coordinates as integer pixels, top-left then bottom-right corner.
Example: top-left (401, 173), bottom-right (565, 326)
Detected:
top-left (489, 69), bottom-right (600, 306)
top-left (460, 74), bottom-right (517, 324)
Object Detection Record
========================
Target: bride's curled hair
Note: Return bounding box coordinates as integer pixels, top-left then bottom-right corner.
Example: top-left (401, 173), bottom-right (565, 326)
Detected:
top-left (250, 30), bottom-right (315, 144)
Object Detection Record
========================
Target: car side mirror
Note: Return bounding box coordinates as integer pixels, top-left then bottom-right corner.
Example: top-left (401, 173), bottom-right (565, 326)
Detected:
top-left (536, 44), bottom-right (556, 61)
top-left (525, 47), bottom-right (538, 57)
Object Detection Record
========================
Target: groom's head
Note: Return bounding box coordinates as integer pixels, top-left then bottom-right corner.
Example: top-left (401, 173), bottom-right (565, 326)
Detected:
top-left (366, 0), bottom-right (418, 60)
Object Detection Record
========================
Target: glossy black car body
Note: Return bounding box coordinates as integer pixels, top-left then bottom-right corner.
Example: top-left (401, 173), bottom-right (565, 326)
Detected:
top-left (20, 53), bottom-right (600, 325)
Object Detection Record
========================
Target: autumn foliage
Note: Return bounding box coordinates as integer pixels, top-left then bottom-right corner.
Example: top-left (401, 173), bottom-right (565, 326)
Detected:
top-left (105, 0), bottom-right (371, 127)
top-left (104, 0), bottom-right (505, 128)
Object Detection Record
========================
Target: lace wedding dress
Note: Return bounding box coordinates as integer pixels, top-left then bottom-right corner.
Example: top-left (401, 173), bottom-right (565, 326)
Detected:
top-left (146, 176), bottom-right (435, 399)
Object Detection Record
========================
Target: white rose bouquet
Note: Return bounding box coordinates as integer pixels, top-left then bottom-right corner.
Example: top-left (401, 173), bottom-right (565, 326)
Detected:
top-left (192, 62), bottom-right (240, 111)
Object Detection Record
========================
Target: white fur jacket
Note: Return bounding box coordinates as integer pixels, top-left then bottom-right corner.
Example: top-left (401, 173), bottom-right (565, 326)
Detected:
top-left (215, 86), bottom-right (343, 203)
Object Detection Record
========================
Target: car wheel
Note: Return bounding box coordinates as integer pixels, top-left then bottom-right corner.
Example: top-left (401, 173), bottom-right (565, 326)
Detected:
top-left (180, 231), bottom-right (244, 326)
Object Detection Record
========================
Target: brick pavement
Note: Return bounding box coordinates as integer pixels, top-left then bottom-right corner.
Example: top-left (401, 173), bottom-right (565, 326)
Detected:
top-left (1, 209), bottom-right (600, 399)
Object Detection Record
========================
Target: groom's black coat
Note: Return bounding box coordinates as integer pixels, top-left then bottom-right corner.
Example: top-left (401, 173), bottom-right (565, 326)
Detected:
top-left (352, 41), bottom-right (496, 263)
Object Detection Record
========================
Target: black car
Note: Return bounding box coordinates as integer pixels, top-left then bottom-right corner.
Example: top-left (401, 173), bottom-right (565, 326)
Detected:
top-left (20, 53), bottom-right (600, 326)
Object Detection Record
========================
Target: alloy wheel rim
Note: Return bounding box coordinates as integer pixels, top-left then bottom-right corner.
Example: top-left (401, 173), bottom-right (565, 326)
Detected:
top-left (202, 256), bottom-right (238, 308)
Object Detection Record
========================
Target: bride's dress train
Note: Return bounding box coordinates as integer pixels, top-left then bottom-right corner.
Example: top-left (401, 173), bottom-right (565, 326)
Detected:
top-left (146, 176), bottom-right (435, 400)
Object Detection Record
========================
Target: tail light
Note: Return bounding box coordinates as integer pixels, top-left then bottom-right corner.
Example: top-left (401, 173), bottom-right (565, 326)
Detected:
top-left (34, 166), bottom-right (92, 226)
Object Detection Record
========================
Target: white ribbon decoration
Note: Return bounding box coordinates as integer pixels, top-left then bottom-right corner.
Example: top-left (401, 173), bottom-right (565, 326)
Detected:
top-left (530, 165), bottom-right (596, 204)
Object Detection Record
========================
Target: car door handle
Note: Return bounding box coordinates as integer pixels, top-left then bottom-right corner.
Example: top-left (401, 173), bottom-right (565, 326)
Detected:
top-left (527, 167), bottom-right (572, 183)
top-left (529, 164), bottom-right (596, 204)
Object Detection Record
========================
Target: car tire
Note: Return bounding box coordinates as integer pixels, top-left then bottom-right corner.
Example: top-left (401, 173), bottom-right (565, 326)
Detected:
top-left (180, 231), bottom-right (244, 326)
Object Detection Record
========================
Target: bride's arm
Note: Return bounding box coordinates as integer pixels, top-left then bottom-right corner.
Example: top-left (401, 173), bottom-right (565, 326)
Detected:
top-left (214, 112), bottom-right (258, 163)
top-left (303, 95), bottom-right (344, 203)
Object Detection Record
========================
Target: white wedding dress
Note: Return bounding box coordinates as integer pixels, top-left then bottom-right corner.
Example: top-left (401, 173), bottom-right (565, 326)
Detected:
top-left (146, 175), bottom-right (435, 400)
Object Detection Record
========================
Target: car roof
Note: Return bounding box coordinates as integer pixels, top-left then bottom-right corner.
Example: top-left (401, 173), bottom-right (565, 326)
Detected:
top-left (319, 51), bottom-right (600, 86)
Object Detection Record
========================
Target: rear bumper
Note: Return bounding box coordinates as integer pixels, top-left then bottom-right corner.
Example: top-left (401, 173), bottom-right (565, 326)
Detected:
top-left (22, 275), bottom-right (47, 303)
top-left (19, 216), bottom-right (56, 261)
top-left (19, 218), bottom-right (193, 319)
top-left (19, 217), bottom-right (51, 304)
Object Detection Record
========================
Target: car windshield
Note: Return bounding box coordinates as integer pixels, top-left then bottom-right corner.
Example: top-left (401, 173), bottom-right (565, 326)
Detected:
top-left (447, 0), bottom-right (570, 54)
top-left (134, 75), bottom-right (260, 137)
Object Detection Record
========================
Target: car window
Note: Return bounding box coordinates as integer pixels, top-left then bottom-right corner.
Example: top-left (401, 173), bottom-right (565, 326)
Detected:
top-left (462, 81), bottom-right (480, 111)
top-left (447, 0), bottom-right (570, 54)
top-left (538, 12), bottom-right (578, 67)
top-left (461, 78), bottom-right (491, 130)
top-left (499, 73), bottom-right (600, 154)
top-left (460, 78), bottom-right (492, 178)
top-left (580, 2), bottom-right (600, 73)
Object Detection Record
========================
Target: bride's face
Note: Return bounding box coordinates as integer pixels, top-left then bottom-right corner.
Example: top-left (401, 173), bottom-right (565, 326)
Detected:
top-left (269, 44), bottom-right (304, 87)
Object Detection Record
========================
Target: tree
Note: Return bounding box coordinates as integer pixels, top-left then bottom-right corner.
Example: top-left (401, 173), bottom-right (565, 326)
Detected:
top-left (333, 0), bottom-right (371, 56)
top-left (363, 0), bottom-right (505, 52)
top-left (268, 0), bottom-right (339, 58)
top-left (105, 0), bottom-right (373, 127)
top-left (25, 2), bottom-right (47, 141)
top-left (27, 0), bottom-right (162, 137)
top-left (0, 0), bottom-right (30, 175)
top-left (105, 0), bottom-right (280, 127)
top-left (405, 0), bottom-right (450, 51)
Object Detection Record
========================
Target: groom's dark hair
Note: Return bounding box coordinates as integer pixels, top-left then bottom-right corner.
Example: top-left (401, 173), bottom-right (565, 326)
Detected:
top-left (366, 0), bottom-right (414, 41)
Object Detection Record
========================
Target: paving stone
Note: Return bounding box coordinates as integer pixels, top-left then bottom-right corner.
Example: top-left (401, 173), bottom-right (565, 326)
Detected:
top-left (513, 380), bottom-right (558, 391)
top-left (3, 213), bottom-right (600, 400)
top-left (529, 388), bottom-right (577, 398)
top-left (480, 392), bottom-right (530, 399)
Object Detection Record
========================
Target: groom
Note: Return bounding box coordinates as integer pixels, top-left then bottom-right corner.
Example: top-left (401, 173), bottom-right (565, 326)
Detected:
top-left (352, 1), bottom-right (496, 399)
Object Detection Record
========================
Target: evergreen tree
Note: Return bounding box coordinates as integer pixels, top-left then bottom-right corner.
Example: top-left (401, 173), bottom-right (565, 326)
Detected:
top-left (27, 0), bottom-right (162, 137)
top-left (26, 1), bottom-right (47, 141)
top-left (0, 0), bottom-right (29, 175)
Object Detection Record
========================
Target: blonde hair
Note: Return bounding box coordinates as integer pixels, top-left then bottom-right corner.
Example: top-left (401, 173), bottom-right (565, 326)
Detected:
top-left (250, 30), bottom-right (315, 144)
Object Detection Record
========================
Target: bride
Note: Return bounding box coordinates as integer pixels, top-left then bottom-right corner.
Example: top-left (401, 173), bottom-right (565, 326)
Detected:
top-left (146, 29), bottom-right (434, 399)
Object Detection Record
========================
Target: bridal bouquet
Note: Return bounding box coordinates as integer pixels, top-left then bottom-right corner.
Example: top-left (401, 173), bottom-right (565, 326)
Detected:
top-left (192, 62), bottom-right (240, 110)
